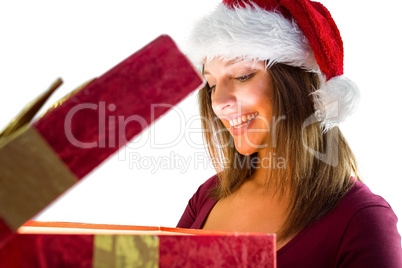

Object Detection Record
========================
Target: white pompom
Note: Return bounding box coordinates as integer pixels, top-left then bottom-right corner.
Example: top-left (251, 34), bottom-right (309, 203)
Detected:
top-left (311, 76), bottom-right (360, 132)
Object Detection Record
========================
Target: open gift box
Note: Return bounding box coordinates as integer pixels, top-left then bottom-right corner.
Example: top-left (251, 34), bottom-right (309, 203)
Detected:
top-left (0, 35), bottom-right (276, 267)
top-left (0, 221), bottom-right (275, 267)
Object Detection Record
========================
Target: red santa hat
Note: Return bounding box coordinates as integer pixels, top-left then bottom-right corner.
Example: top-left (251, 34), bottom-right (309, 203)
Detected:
top-left (186, 0), bottom-right (360, 131)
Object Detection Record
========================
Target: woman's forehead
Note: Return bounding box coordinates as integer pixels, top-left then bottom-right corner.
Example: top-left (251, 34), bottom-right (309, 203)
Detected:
top-left (203, 58), bottom-right (265, 73)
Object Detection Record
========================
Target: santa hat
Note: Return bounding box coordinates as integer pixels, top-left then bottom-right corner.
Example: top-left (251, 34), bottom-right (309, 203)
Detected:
top-left (186, 0), bottom-right (360, 131)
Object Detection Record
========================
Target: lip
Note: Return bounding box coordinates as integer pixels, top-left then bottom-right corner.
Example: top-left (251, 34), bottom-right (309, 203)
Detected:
top-left (229, 113), bottom-right (258, 136)
top-left (220, 112), bottom-right (258, 126)
top-left (225, 112), bottom-right (257, 121)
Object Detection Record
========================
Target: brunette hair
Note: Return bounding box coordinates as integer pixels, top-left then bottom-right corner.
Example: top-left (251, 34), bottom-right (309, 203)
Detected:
top-left (198, 63), bottom-right (360, 241)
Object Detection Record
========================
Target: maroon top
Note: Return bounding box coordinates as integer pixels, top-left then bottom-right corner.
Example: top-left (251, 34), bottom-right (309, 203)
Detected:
top-left (177, 175), bottom-right (402, 267)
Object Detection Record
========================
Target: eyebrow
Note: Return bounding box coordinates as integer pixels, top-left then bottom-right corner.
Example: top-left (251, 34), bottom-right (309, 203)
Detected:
top-left (203, 59), bottom-right (239, 76)
top-left (203, 70), bottom-right (211, 76)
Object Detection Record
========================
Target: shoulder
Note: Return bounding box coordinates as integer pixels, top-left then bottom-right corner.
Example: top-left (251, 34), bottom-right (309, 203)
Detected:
top-left (193, 174), bottom-right (219, 201)
top-left (305, 179), bottom-right (394, 235)
top-left (322, 179), bottom-right (396, 230)
top-left (333, 180), bottom-right (402, 267)
top-left (278, 179), bottom-right (402, 267)
top-left (340, 179), bottom-right (391, 213)
top-left (176, 174), bottom-right (219, 229)
top-left (187, 174), bottom-right (219, 214)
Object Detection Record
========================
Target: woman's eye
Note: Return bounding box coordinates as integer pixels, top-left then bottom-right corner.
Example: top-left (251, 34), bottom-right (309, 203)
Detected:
top-left (236, 73), bottom-right (254, 82)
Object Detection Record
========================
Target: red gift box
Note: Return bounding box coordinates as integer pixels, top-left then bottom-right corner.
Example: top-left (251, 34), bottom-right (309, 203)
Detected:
top-left (0, 34), bottom-right (203, 240)
top-left (0, 221), bottom-right (276, 267)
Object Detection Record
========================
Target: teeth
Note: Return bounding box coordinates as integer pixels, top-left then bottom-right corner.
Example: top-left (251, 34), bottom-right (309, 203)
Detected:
top-left (230, 112), bottom-right (258, 127)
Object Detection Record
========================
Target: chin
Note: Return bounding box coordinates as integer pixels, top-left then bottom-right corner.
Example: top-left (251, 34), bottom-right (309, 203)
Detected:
top-left (232, 133), bottom-right (269, 156)
top-left (234, 144), bottom-right (257, 156)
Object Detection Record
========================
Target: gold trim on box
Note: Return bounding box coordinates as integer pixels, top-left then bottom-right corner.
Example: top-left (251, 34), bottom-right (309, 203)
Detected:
top-left (37, 78), bottom-right (95, 121)
top-left (0, 126), bottom-right (78, 230)
top-left (0, 78), bottom-right (63, 140)
top-left (0, 77), bottom-right (95, 141)
top-left (93, 235), bottom-right (159, 268)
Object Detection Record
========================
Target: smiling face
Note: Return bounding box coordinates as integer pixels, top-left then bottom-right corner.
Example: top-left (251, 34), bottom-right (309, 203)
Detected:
top-left (203, 58), bottom-right (274, 156)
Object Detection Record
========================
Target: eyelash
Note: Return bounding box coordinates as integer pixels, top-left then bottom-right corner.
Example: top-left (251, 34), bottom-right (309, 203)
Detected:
top-left (235, 73), bottom-right (255, 82)
top-left (208, 73), bottom-right (255, 93)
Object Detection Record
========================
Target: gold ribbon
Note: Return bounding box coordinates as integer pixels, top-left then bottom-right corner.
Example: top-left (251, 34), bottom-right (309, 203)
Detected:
top-left (93, 235), bottom-right (159, 268)
top-left (0, 77), bottom-right (94, 230)
top-left (0, 126), bottom-right (78, 230)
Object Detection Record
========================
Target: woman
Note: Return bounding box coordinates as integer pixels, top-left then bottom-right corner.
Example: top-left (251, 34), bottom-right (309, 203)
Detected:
top-left (178, 0), bottom-right (402, 266)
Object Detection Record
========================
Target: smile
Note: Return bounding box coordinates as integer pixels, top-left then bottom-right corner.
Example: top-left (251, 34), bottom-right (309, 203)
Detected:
top-left (229, 112), bottom-right (258, 128)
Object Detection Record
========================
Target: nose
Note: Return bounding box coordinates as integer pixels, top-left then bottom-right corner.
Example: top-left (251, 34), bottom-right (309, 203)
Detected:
top-left (211, 82), bottom-right (237, 114)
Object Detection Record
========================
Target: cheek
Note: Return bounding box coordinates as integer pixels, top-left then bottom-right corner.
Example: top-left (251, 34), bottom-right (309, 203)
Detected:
top-left (211, 101), bottom-right (218, 116)
top-left (247, 82), bottom-right (273, 113)
top-left (210, 94), bottom-right (219, 114)
top-left (237, 90), bottom-right (270, 114)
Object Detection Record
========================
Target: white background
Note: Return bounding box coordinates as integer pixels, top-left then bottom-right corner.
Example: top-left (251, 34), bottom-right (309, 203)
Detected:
top-left (1, 0), bottom-right (401, 236)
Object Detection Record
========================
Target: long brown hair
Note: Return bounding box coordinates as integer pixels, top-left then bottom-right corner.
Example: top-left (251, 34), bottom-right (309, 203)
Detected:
top-left (198, 63), bottom-right (360, 241)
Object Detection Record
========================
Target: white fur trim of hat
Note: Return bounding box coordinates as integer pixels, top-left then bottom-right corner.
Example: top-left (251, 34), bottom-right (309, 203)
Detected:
top-left (185, 1), bottom-right (360, 132)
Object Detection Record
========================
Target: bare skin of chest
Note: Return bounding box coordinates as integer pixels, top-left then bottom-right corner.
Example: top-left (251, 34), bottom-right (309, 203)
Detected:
top-left (202, 180), bottom-right (293, 249)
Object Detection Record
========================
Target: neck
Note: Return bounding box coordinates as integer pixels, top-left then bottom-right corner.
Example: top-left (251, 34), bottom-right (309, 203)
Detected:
top-left (247, 148), bottom-right (289, 193)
